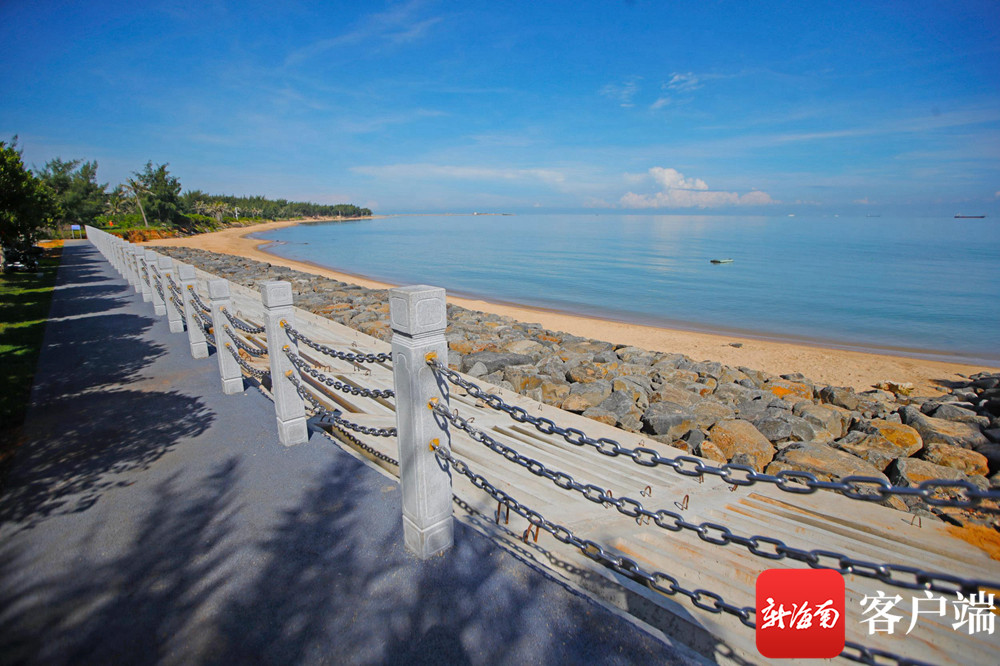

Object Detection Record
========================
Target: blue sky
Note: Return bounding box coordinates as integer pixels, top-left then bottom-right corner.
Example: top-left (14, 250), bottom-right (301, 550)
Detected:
top-left (2, 0), bottom-right (998, 215)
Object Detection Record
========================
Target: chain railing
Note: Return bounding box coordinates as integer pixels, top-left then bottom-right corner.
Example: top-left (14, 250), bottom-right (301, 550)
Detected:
top-left (81, 233), bottom-right (988, 666)
top-left (225, 343), bottom-right (270, 381)
top-left (221, 306), bottom-right (265, 334)
top-left (286, 372), bottom-right (397, 438)
top-left (283, 322), bottom-right (392, 364)
top-left (430, 400), bottom-right (998, 597)
top-left (225, 325), bottom-right (266, 357)
top-left (431, 429), bottom-right (934, 666)
top-left (187, 285), bottom-right (212, 314)
top-left (284, 346), bottom-right (394, 399)
top-left (427, 360), bottom-right (1000, 512)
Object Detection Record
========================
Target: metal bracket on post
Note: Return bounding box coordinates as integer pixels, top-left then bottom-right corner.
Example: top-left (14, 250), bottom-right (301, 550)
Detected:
top-left (209, 279), bottom-right (245, 395)
top-left (139, 250), bottom-right (154, 302)
top-left (150, 252), bottom-right (167, 316)
top-left (261, 281), bottom-right (308, 446)
top-left (178, 264), bottom-right (209, 359)
top-left (390, 285), bottom-right (453, 559)
top-left (159, 256), bottom-right (184, 332)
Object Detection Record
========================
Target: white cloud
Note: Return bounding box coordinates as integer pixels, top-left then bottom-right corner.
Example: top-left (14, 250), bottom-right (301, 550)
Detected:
top-left (600, 76), bottom-right (641, 107)
top-left (650, 97), bottom-right (671, 110)
top-left (664, 72), bottom-right (701, 93)
top-left (620, 167), bottom-right (775, 208)
top-left (854, 197), bottom-right (871, 204)
top-left (995, 191), bottom-right (1000, 198)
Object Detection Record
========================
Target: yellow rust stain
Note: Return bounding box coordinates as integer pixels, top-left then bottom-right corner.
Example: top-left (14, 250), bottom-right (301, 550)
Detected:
top-left (946, 524), bottom-right (1000, 561)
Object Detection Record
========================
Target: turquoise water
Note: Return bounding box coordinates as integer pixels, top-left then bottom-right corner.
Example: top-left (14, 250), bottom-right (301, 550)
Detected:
top-left (254, 214), bottom-right (1000, 365)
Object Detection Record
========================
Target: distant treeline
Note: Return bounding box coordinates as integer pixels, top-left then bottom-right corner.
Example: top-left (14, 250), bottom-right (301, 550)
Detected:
top-left (2, 137), bottom-right (372, 253)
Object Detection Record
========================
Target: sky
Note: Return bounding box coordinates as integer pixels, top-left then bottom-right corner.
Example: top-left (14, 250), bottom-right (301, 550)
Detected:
top-left (2, 0), bottom-right (999, 215)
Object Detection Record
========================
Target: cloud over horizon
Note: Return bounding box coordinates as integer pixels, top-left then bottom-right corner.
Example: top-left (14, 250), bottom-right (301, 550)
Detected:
top-left (620, 167), bottom-right (775, 208)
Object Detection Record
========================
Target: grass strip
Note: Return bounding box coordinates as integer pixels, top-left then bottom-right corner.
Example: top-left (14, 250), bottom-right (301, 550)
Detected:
top-left (0, 242), bottom-right (63, 476)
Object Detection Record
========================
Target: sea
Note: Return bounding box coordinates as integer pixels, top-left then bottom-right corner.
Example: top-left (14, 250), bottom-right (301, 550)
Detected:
top-left (253, 213), bottom-right (1000, 366)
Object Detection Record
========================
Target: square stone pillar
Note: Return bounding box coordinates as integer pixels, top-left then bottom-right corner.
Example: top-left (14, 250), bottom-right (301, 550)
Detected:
top-left (390, 285), bottom-right (453, 559)
top-left (178, 264), bottom-right (209, 359)
top-left (261, 281), bottom-right (308, 446)
top-left (160, 257), bottom-right (184, 333)
top-left (209, 279), bottom-right (245, 395)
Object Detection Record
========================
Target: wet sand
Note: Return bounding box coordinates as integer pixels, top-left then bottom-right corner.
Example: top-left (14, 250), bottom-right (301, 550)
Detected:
top-left (144, 219), bottom-right (998, 395)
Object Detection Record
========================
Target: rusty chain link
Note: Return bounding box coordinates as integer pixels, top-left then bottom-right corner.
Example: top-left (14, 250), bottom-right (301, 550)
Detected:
top-left (187, 285), bottom-right (212, 314)
top-left (284, 346), bottom-right (394, 399)
top-left (283, 322), bottom-right (391, 364)
top-left (431, 401), bottom-right (998, 597)
top-left (225, 343), bottom-right (270, 381)
top-left (286, 372), bottom-right (397, 438)
top-left (225, 326), bottom-right (266, 357)
top-left (428, 360), bottom-right (999, 512)
top-left (221, 306), bottom-right (265, 334)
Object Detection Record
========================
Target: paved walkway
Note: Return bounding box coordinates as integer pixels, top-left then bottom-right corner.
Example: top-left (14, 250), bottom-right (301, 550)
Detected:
top-left (0, 241), bottom-right (703, 665)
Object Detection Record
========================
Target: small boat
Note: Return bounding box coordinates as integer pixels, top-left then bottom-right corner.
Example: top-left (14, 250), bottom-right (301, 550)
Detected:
top-left (710, 258), bottom-right (734, 264)
top-left (955, 214), bottom-right (986, 219)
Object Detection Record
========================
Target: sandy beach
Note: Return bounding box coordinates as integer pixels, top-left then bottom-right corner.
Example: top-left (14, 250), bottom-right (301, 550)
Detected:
top-left (144, 219), bottom-right (998, 395)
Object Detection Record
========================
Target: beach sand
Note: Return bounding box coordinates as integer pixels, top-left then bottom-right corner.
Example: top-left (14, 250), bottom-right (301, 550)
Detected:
top-left (144, 219), bottom-right (998, 395)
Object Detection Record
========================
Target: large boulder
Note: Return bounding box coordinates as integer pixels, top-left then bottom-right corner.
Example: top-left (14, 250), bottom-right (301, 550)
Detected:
top-left (707, 419), bottom-right (775, 471)
top-left (767, 444), bottom-right (893, 490)
top-left (567, 361), bottom-right (620, 383)
top-left (832, 431), bottom-right (911, 471)
top-left (642, 402), bottom-right (696, 439)
top-left (901, 406), bottom-right (989, 449)
top-left (596, 390), bottom-right (643, 422)
top-left (793, 402), bottom-right (849, 439)
top-left (763, 379), bottom-right (813, 401)
top-left (539, 379), bottom-right (571, 407)
top-left (922, 442), bottom-right (990, 476)
top-left (612, 376), bottom-right (651, 411)
top-left (927, 403), bottom-right (991, 428)
top-left (503, 364), bottom-right (544, 393)
top-left (649, 383), bottom-right (701, 407)
top-left (561, 380), bottom-right (613, 413)
top-left (887, 457), bottom-right (965, 487)
top-left (818, 385), bottom-right (861, 411)
top-left (462, 351), bottom-right (534, 375)
top-left (503, 338), bottom-right (547, 358)
top-left (691, 400), bottom-right (736, 429)
top-left (864, 419), bottom-right (923, 455)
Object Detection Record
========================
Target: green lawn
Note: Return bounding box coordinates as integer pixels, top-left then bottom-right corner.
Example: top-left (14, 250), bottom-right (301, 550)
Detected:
top-left (0, 243), bottom-right (62, 470)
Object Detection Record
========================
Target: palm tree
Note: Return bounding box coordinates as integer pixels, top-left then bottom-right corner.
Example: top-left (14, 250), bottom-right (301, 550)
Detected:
top-left (125, 177), bottom-right (150, 227)
top-left (207, 201), bottom-right (230, 222)
top-left (105, 185), bottom-right (131, 219)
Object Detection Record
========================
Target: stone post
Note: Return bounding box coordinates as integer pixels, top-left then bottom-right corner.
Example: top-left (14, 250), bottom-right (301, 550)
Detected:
top-left (111, 238), bottom-right (121, 274)
top-left (161, 259), bottom-right (184, 333)
top-left (150, 252), bottom-right (167, 316)
top-left (389, 285), bottom-right (453, 559)
top-left (178, 264), bottom-right (209, 359)
top-left (139, 250), bottom-right (154, 302)
top-left (261, 281), bottom-right (308, 446)
top-left (209, 279), bottom-right (245, 395)
top-left (129, 246), bottom-right (143, 293)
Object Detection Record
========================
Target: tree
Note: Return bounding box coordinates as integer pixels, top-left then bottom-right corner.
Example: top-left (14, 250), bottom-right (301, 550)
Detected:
top-left (1, 138), bottom-right (58, 268)
top-left (133, 161), bottom-right (182, 225)
top-left (124, 177), bottom-right (151, 227)
top-left (37, 157), bottom-right (107, 227)
top-left (104, 184), bottom-right (133, 218)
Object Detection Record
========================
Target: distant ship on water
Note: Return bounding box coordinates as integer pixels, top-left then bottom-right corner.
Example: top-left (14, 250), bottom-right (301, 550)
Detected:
top-left (955, 214), bottom-right (986, 219)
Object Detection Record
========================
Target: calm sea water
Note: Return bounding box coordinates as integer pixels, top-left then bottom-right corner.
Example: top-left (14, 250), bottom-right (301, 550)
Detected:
top-left (255, 214), bottom-right (1000, 365)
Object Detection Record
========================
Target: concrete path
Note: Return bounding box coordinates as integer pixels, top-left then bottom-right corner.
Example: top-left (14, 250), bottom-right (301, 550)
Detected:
top-left (0, 241), bottom-right (703, 665)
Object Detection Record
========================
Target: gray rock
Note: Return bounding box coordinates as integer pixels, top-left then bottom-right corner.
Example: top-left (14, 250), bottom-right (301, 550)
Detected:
top-left (642, 402), bottom-right (696, 439)
top-left (597, 390), bottom-right (643, 421)
top-left (901, 405), bottom-right (989, 449)
top-left (468, 361), bottom-right (489, 378)
top-left (756, 418), bottom-right (794, 443)
top-left (819, 385), bottom-right (861, 411)
top-left (561, 380), bottom-right (613, 413)
top-left (462, 351), bottom-right (534, 375)
top-left (929, 403), bottom-right (991, 428)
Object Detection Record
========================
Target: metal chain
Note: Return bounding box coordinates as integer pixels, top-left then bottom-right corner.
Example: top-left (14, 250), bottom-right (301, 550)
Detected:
top-left (225, 343), bottom-right (270, 380)
top-left (140, 266), bottom-right (150, 286)
top-left (167, 276), bottom-right (184, 302)
top-left (221, 307), bottom-right (265, 334)
top-left (316, 412), bottom-right (400, 467)
top-left (432, 401), bottom-right (998, 597)
top-left (283, 322), bottom-right (392, 364)
top-left (428, 360), bottom-right (1000, 511)
top-left (193, 304), bottom-right (213, 329)
top-left (154, 280), bottom-right (164, 302)
top-left (286, 372), bottom-right (397, 438)
top-left (187, 286), bottom-right (212, 314)
top-left (284, 347), bottom-right (394, 399)
top-left (434, 441), bottom-right (931, 666)
top-left (432, 441), bottom-right (757, 626)
top-left (225, 326), bottom-right (267, 357)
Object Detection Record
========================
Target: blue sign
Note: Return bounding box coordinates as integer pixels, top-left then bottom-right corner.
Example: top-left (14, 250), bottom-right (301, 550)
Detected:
top-left (70, 224), bottom-right (81, 230)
